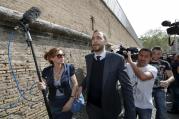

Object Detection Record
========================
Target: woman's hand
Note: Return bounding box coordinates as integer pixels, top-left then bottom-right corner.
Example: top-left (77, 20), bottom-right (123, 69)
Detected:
top-left (76, 86), bottom-right (82, 98)
top-left (62, 98), bottom-right (74, 112)
top-left (38, 80), bottom-right (46, 90)
top-left (62, 73), bottom-right (78, 112)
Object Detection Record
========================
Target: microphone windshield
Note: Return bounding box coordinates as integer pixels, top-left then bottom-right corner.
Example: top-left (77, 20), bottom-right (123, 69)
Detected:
top-left (21, 7), bottom-right (41, 24)
top-left (161, 20), bottom-right (171, 26)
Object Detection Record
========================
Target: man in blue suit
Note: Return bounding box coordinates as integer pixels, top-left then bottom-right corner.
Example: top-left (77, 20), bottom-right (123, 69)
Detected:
top-left (77, 30), bottom-right (136, 119)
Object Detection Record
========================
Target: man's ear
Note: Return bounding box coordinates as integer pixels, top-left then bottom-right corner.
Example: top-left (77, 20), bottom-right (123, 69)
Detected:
top-left (104, 40), bottom-right (108, 45)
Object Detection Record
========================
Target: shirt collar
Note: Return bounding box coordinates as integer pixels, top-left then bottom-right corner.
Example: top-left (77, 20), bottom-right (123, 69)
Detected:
top-left (94, 50), bottom-right (106, 60)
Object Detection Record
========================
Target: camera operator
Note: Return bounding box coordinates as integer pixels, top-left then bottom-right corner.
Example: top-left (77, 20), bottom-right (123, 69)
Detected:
top-left (126, 48), bottom-right (158, 119)
top-left (150, 46), bottom-right (174, 119)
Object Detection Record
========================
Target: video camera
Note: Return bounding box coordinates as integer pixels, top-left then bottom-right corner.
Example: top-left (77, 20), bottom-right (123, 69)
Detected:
top-left (116, 45), bottom-right (139, 61)
top-left (162, 20), bottom-right (179, 35)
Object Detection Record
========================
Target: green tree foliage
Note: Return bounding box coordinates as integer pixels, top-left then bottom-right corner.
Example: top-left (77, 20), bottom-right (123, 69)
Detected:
top-left (139, 29), bottom-right (170, 52)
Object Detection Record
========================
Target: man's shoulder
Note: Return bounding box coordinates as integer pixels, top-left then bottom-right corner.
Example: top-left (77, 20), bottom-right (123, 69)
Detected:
top-left (85, 51), bottom-right (123, 58)
top-left (151, 59), bottom-right (170, 66)
top-left (159, 60), bottom-right (172, 70)
top-left (85, 53), bottom-right (94, 58)
top-left (107, 51), bottom-right (124, 59)
top-left (160, 59), bottom-right (169, 63)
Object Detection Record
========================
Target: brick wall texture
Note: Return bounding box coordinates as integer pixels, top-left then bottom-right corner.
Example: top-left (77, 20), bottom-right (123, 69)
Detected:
top-left (0, 26), bottom-right (89, 118)
top-left (0, 0), bottom-right (139, 47)
top-left (0, 0), bottom-right (139, 118)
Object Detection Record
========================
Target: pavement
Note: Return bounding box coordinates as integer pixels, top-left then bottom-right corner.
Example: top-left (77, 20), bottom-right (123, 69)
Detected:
top-left (153, 92), bottom-right (179, 119)
top-left (73, 92), bottom-right (179, 119)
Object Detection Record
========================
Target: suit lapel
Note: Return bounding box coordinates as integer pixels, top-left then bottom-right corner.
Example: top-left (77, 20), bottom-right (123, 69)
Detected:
top-left (103, 52), bottom-right (111, 90)
top-left (86, 54), bottom-right (94, 89)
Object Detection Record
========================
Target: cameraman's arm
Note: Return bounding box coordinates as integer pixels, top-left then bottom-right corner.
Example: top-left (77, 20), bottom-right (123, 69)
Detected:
top-left (127, 53), bottom-right (154, 81)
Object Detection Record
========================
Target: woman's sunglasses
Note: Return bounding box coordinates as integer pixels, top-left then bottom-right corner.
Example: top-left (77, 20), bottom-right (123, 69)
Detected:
top-left (56, 54), bottom-right (65, 58)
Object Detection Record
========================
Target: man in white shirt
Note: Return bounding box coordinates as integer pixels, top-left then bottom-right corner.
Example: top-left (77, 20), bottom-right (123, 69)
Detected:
top-left (126, 48), bottom-right (158, 119)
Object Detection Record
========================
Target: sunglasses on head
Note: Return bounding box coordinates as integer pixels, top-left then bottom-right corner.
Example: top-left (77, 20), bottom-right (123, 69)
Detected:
top-left (57, 54), bottom-right (65, 58)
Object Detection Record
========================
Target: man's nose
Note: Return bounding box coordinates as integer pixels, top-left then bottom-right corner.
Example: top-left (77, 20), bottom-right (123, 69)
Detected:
top-left (93, 38), bottom-right (98, 43)
top-left (141, 56), bottom-right (145, 60)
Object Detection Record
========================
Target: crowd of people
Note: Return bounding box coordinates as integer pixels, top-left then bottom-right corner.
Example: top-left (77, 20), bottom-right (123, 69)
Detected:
top-left (38, 30), bottom-right (179, 119)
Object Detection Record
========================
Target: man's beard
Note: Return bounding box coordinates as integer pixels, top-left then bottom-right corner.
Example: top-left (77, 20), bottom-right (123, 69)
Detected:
top-left (92, 45), bottom-right (104, 52)
top-left (138, 60), bottom-right (148, 67)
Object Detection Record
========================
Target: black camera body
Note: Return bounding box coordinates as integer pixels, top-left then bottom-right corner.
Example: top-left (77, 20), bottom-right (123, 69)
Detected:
top-left (162, 21), bottom-right (179, 35)
top-left (116, 45), bottom-right (138, 61)
top-left (167, 25), bottom-right (179, 35)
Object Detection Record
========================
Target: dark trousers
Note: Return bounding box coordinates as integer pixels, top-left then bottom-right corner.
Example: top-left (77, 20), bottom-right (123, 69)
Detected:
top-left (153, 88), bottom-right (167, 119)
top-left (172, 85), bottom-right (179, 109)
top-left (49, 96), bottom-right (73, 119)
top-left (86, 103), bottom-right (118, 119)
top-left (136, 107), bottom-right (152, 119)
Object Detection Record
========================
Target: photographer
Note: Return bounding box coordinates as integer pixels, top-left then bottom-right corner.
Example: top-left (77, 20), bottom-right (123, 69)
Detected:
top-left (126, 48), bottom-right (157, 119)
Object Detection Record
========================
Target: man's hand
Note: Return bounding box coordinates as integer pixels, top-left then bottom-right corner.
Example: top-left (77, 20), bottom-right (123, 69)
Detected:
top-left (127, 52), bottom-right (133, 63)
top-left (160, 80), bottom-right (169, 88)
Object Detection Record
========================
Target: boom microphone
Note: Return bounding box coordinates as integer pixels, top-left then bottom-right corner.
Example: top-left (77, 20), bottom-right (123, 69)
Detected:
top-left (16, 7), bottom-right (53, 119)
top-left (20, 7), bottom-right (41, 25)
top-left (161, 20), bottom-right (171, 26)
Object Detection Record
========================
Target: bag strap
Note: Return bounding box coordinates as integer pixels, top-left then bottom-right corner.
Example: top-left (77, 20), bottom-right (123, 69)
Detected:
top-left (66, 64), bottom-right (72, 89)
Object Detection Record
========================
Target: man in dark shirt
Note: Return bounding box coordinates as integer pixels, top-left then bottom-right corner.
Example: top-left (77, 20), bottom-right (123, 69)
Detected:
top-left (150, 46), bottom-right (174, 119)
top-left (77, 30), bottom-right (136, 119)
top-left (168, 54), bottom-right (179, 114)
